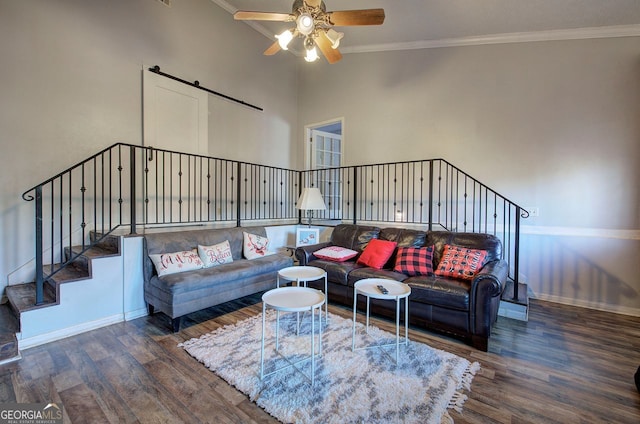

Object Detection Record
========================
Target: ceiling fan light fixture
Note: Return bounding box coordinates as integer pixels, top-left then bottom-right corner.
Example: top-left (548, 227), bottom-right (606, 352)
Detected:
top-left (297, 13), bottom-right (315, 35)
top-left (325, 28), bottom-right (344, 49)
top-left (275, 29), bottom-right (294, 50)
top-left (304, 46), bottom-right (319, 62)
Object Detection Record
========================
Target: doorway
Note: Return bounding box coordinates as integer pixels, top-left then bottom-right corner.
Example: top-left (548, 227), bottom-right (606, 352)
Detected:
top-left (304, 118), bottom-right (344, 219)
top-left (304, 118), bottom-right (343, 170)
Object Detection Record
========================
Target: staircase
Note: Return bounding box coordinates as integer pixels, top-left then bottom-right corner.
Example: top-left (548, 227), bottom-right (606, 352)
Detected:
top-left (1, 233), bottom-right (121, 361)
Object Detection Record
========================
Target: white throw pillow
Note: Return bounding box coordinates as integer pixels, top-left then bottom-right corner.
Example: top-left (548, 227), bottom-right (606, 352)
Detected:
top-left (198, 240), bottom-right (234, 268)
top-left (314, 246), bottom-right (358, 262)
top-left (149, 249), bottom-right (204, 277)
top-left (243, 232), bottom-right (275, 260)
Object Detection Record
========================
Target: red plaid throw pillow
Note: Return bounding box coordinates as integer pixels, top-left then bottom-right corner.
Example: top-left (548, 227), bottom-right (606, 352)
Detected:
top-left (434, 244), bottom-right (488, 280)
top-left (393, 246), bottom-right (434, 276)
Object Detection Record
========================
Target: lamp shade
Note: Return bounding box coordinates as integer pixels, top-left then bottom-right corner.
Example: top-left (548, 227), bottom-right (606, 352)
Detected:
top-left (296, 187), bottom-right (326, 211)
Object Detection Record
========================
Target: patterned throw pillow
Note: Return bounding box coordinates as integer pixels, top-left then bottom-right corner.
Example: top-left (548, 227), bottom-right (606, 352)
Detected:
top-left (356, 239), bottom-right (398, 269)
top-left (394, 246), bottom-right (434, 276)
top-left (314, 246), bottom-right (358, 262)
top-left (434, 244), bottom-right (488, 280)
top-left (149, 249), bottom-right (204, 277)
top-left (243, 232), bottom-right (275, 260)
top-left (198, 240), bottom-right (233, 268)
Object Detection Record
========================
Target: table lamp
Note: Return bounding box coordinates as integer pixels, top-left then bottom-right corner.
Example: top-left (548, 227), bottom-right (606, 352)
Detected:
top-left (296, 187), bottom-right (327, 227)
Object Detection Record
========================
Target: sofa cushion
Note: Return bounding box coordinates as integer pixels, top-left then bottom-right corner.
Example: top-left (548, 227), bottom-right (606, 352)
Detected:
top-left (308, 259), bottom-right (364, 286)
top-left (405, 276), bottom-right (470, 311)
top-left (198, 240), bottom-right (233, 268)
top-left (149, 249), bottom-right (204, 277)
top-left (330, 224), bottom-right (380, 252)
top-left (348, 267), bottom-right (409, 285)
top-left (394, 246), bottom-right (434, 276)
top-left (356, 239), bottom-right (397, 269)
top-left (434, 244), bottom-right (488, 280)
top-left (243, 232), bottom-right (274, 260)
top-left (143, 226), bottom-right (269, 281)
top-left (380, 227), bottom-right (428, 268)
top-left (379, 227), bottom-right (427, 247)
top-left (314, 246), bottom-right (359, 262)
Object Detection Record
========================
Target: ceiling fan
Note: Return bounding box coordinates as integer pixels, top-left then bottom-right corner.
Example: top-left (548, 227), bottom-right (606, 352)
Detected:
top-left (234, 0), bottom-right (385, 64)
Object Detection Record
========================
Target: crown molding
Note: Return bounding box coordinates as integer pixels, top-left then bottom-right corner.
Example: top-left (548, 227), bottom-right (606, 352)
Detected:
top-left (341, 24), bottom-right (640, 54)
top-left (211, 1), bottom-right (640, 55)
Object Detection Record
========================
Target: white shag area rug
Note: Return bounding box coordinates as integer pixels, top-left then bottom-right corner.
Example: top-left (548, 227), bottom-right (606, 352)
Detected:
top-left (179, 311), bottom-right (479, 424)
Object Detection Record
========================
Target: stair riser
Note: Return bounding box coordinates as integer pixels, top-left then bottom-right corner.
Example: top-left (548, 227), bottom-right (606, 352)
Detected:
top-left (90, 232), bottom-right (120, 253)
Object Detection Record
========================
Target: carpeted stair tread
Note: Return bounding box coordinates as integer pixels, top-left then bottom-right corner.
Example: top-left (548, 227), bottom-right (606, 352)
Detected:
top-left (90, 232), bottom-right (121, 254)
top-left (6, 282), bottom-right (57, 315)
top-left (66, 244), bottom-right (120, 259)
top-left (0, 303), bottom-right (19, 362)
top-left (44, 262), bottom-right (90, 283)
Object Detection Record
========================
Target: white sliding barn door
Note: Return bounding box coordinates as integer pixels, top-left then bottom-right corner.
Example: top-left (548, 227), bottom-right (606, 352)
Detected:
top-left (142, 69), bottom-right (210, 225)
top-left (143, 68), bottom-right (208, 156)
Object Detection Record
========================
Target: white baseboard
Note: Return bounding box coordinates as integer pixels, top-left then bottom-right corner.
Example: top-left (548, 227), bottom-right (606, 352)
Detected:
top-left (533, 293), bottom-right (640, 317)
top-left (17, 314), bottom-right (124, 350)
top-left (125, 308), bottom-right (148, 321)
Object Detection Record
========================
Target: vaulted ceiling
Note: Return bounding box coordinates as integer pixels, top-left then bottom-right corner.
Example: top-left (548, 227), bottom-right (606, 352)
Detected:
top-left (213, 0), bottom-right (640, 54)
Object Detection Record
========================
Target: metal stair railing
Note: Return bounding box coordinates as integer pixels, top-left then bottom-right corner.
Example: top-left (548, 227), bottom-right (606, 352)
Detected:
top-left (301, 159), bottom-right (529, 296)
top-left (23, 144), bottom-right (527, 306)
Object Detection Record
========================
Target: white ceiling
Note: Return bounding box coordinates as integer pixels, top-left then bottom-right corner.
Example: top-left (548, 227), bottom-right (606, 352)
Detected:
top-left (212, 0), bottom-right (640, 53)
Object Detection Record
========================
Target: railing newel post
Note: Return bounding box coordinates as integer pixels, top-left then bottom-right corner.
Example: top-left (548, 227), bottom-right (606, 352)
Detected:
top-left (298, 171), bottom-right (303, 225)
top-left (35, 186), bottom-right (44, 305)
top-left (130, 146), bottom-right (137, 234)
top-left (428, 160), bottom-right (434, 231)
top-left (352, 166), bottom-right (358, 224)
top-left (236, 162), bottom-right (241, 227)
top-left (513, 207), bottom-right (521, 301)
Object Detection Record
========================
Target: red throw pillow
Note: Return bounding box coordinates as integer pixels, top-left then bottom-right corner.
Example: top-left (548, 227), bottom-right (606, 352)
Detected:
top-left (356, 239), bottom-right (397, 269)
top-left (434, 244), bottom-right (488, 280)
top-left (394, 246), bottom-right (434, 276)
top-left (314, 246), bottom-right (358, 262)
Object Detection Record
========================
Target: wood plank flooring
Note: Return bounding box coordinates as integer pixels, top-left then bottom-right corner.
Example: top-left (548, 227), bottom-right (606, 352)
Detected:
top-left (1, 296), bottom-right (639, 423)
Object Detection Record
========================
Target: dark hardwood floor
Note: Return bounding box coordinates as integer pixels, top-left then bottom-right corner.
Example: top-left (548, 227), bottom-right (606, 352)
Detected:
top-left (1, 296), bottom-right (639, 423)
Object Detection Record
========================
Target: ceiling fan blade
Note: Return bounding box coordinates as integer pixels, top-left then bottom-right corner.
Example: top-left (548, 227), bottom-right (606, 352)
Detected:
top-left (263, 41), bottom-right (282, 56)
top-left (234, 11), bottom-right (292, 21)
top-left (328, 9), bottom-right (385, 26)
top-left (315, 32), bottom-right (342, 64)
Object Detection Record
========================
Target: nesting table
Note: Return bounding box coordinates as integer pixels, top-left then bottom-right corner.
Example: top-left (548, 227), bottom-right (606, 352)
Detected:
top-left (277, 266), bottom-right (328, 321)
top-left (351, 278), bottom-right (411, 363)
top-left (260, 286), bottom-right (326, 385)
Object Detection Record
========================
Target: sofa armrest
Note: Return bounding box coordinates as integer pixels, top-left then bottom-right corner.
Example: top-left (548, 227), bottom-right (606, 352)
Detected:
top-left (470, 259), bottom-right (509, 339)
top-left (295, 242), bottom-right (331, 266)
top-left (473, 259), bottom-right (509, 297)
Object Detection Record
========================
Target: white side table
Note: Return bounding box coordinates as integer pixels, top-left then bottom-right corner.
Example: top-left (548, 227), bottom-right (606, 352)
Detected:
top-left (351, 278), bottom-right (411, 364)
top-left (277, 266), bottom-right (328, 322)
top-left (260, 287), bottom-right (326, 385)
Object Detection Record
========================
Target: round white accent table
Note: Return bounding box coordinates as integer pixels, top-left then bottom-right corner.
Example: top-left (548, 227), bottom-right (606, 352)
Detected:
top-left (277, 266), bottom-right (328, 322)
top-left (260, 286), bottom-right (326, 385)
top-left (351, 278), bottom-right (411, 364)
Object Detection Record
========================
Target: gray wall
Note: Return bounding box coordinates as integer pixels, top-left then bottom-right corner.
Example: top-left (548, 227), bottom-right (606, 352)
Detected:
top-left (1, 0), bottom-right (638, 315)
top-left (298, 37), bottom-right (640, 314)
top-left (0, 0), bottom-right (299, 290)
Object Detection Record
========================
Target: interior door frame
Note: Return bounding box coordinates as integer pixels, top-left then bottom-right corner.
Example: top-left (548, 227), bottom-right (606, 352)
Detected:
top-left (304, 117), bottom-right (344, 170)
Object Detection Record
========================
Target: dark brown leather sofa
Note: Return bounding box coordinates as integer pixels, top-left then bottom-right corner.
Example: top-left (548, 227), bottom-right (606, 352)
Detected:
top-left (295, 224), bottom-right (508, 351)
